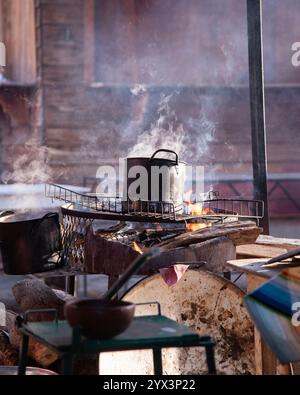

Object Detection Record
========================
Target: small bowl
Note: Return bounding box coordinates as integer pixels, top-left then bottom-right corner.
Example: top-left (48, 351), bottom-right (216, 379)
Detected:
top-left (64, 298), bottom-right (135, 339)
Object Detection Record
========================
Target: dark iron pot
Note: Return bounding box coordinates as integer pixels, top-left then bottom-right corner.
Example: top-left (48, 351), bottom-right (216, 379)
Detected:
top-left (0, 210), bottom-right (62, 274)
top-left (123, 149), bottom-right (186, 213)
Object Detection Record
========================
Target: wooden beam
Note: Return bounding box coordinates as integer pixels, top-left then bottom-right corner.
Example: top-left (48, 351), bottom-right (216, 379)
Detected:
top-left (3, 0), bottom-right (36, 83)
top-left (84, 0), bottom-right (95, 83)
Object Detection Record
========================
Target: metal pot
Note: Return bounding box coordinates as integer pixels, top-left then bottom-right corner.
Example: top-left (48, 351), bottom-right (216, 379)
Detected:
top-left (0, 210), bottom-right (62, 274)
top-left (123, 149), bottom-right (186, 213)
top-left (64, 299), bottom-right (135, 339)
top-left (0, 366), bottom-right (57, 375)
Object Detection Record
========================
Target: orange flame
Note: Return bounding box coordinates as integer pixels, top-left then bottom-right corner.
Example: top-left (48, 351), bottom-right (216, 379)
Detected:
top-left (186, 222), bottom-right (210, 232)
top-left (132, 241), bottom-right (143, 254)
top-left (184, 190), bottom-right (214, 232)
top-left (184, 190), bottom-right (215, 215)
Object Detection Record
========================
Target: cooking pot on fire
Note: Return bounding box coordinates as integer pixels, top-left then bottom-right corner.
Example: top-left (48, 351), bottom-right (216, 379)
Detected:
top-left (0, 210), bottom-right (62, 274)
top-left (123, 149), bottom-right (186, 213)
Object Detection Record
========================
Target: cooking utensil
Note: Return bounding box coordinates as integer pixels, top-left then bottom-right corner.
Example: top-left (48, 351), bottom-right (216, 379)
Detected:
top-left (64, 248), bottom-right (160, 339)
top-left (124, 149), bottom-right (186, 213)
top-left (0, 210), bottom-right (62, 274)
top-left (64, 299), bottom-right (135, 339)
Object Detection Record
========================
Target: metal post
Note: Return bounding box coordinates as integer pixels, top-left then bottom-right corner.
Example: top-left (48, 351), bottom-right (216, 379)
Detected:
top-left (247, 0), bottom-right (270, 234)
top-left (152, 347), bottom-right (163, 375)
top-left (62, 352), bottom-right (74, 375)
top-left (18, 334), bottom-right (29, 375)
top-left (205, 343), bottom-right (217, 375)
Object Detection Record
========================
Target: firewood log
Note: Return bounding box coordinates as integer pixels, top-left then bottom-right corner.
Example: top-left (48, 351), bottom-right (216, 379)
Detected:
top-left (5, 309), bottom-right (59, 367)
top-left (0, 330), bottom-right (18, 366)
top-left (158, 222), bottom-right (261, 251)
top-left (12, 279), bottom-right (72, 321)
top-left (10, 280), bottom-right (75, 367)
top-left (10, 282), bottom-right (98, 372)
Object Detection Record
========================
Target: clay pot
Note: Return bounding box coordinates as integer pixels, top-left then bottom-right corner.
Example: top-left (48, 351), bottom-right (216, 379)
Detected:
top-left (64, 298), bottom-right (135, 339)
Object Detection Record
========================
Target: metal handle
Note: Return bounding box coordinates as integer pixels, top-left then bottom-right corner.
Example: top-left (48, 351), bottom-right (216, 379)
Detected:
top-left (0, 210), bottom-right (14, 218)
top-left (149, 149), bottom-right (178, 166)
top-left (16, 309), bottom-right (58, 327)
top-left (266, 248), bottom-right (300, 265)
top-left (29, 212), bottom-right (63, 264)
top-left (30, 212), bottom-right (60, 236)
top-left (24, 308), bottom-right (58, 324)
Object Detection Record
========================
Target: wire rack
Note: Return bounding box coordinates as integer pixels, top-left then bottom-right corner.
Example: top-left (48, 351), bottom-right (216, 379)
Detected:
top-left (45, 183), bottom-right (178, 221)
top-left (45, 183), bottom-right (264, 271)
top-left (45, 183), bottom-right (264, 223)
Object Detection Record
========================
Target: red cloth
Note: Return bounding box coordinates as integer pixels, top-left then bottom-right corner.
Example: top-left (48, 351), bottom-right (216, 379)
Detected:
top-left (159, 264), bottom-right (189, 286)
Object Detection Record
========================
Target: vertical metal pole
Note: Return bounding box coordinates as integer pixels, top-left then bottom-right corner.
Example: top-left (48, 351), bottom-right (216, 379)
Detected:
top-left (247, 0), bottom-right (270, 234)
top-left (205, 343), bottom-right (217, 375)
top-left (18, 334), bottom-right (29, 375)
top-left (152, 347), bottom-right (163, 375)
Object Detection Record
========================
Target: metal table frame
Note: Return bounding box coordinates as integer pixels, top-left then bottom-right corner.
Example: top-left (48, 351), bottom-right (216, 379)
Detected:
top-left (17, 306), bottom-right (216, 375)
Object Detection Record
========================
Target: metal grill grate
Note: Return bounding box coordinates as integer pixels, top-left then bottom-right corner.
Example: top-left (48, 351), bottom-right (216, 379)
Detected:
top-left (46, 183), bottom-right (264, 222)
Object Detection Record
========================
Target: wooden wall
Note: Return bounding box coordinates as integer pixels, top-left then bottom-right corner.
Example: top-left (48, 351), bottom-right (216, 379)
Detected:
top-left (1, 0), bottom-right (36, 83)
top-left (3, 0), bottom-right (299, 217)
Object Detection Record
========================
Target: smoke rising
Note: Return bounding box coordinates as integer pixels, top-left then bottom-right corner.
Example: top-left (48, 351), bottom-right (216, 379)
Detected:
top-left (1, 138), bottom-right (54, 184)
top-left (127, 92), bottom-right (186, 158)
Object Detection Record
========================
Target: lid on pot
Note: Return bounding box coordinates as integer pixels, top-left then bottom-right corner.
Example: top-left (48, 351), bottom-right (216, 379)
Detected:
top-left (0, 210), bottom-right (58, 223)
top-left (126, 149), bottom-right (186, 165)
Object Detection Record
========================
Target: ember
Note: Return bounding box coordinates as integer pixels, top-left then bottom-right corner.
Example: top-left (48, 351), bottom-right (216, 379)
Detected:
top-left (186, 222), bottom-right (211, 232)
top-left (132, 241), bottom-right (143, 254)
top-left (184, 190), bottom-right (215, 216)
top-left (184, 190), bottom-right (215, 231)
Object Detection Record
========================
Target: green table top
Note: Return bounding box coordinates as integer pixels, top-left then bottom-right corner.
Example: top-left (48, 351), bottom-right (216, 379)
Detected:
top-left (20, 315), bottom-right (209, 353)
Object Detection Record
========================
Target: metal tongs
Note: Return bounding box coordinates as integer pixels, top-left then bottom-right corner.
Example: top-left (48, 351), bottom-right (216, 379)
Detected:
top-left (263, 248), bottom-right (300, 268)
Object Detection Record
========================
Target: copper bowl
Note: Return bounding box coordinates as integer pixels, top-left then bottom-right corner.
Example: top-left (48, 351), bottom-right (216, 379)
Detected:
top-left (64, 298), bottom-right (135, 339)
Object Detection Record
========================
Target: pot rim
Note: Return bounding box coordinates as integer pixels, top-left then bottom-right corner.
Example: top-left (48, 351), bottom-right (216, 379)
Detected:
top-left (0, 210), bottom-right (58, 224)
top-left (65, 298), bottom-right (135, 309)
top-left (125, 156), bottom-right (186, 165)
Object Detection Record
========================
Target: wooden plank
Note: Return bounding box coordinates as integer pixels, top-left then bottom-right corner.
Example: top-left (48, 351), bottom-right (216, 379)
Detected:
top-left (246, 273), bottom-right (291, 375)
top-left (44, 85), bottom-right (100, 107)
top-left (236, 244), bottom-right (287, 259)
top-left (3, 0), bottom-right (36, 83)
top-left (42, 24), bottom-right (83, 46)
top-left (43, 45), bottom-right (84, 66)
top-left (41, 3), bottom-right (83, 25)
top-left (40, 0), bottom-right (82, 5)
top-left (247, 274), bottom-right (278, 375)
top-left (226, 258), bottom-right (280, 279)
top-left (84, 0), bottom-right (95, 83)
top-left (47, 148), bottom-right (119, 165)
top-left (256, 235), bottom-right (300, 251)
top-left (49, 141), bottom-right (300, 166)
top-left (0, 0), bottom-right (4, 43)
top-left (43, 65), bottom-right (84, 84)
top-left (46, 128), bottom-right (85, 148)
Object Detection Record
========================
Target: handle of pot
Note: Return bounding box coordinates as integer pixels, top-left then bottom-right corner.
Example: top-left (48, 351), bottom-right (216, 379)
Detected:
top-left (0, 210), bottom-right (14, 218)
top-left (30, 212), bottom-right (60, 236)
top-left (149, 149), bottom-right (178, 165)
